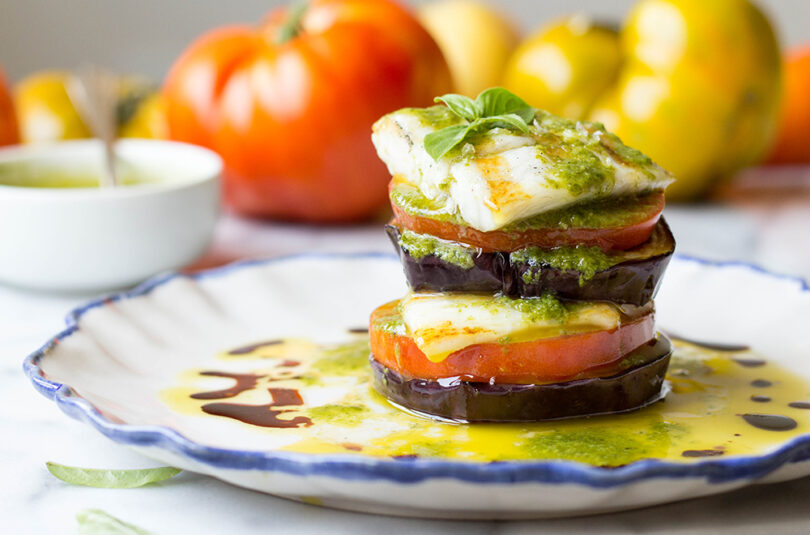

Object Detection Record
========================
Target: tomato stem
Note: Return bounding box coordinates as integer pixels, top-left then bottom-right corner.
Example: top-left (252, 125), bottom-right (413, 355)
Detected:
top-left (276, 1), bottom-right (309, 44)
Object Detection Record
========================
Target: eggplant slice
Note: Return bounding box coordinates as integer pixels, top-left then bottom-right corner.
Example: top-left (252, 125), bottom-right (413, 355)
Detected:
top-left (386, 219), bottom-right (674, 306)
top-left (371, 335), bottom-right (672, 423)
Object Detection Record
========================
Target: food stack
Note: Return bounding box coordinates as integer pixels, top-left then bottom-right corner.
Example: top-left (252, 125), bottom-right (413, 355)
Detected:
top-left (368, 88), bottom-right (675, 422)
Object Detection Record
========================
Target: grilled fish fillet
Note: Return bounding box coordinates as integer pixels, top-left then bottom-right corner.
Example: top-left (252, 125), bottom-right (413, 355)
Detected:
top-left (372, 106), bottom-right (673, 232)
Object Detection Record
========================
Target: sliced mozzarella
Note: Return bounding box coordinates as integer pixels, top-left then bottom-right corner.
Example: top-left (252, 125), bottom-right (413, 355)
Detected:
top-left (372, 109), bottom-right (673, 232)
top-left (399, 293), bottom-right (620, 362)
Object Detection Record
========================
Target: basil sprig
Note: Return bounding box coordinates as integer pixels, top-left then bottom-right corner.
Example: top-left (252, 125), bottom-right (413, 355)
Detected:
top-left (424, 87), bottom-right (535, 161)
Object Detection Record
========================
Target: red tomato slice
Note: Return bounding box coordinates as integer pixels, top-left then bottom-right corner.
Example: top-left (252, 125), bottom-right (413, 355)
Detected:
top-left (391, 191), bottom-right (665, 252)
top-left (369, 301), bottom-right (655, 383)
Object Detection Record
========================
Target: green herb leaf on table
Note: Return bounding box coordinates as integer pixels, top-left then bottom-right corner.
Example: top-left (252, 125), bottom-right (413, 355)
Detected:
top-left (425, 87), bottom-right (536, 161)
top-left (46, 462), bottom-right (181, 488)
top-left (77, 509), bottom-right (156, 535)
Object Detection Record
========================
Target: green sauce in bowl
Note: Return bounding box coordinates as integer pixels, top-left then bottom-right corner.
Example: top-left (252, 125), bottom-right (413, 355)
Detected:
top-left (0, 161), bottom-right (158, 188)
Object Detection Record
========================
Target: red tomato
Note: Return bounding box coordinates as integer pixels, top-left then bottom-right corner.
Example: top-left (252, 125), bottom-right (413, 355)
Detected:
top-left (767, 45), bottom-right (810, 163)
top-left (392, 191), bottom-right (665, 252)
top-left (163, 0), bottom-right (452, 222)
top-left (369, 300), bottom-right (655, 383)
top-left (0, 69), bottom-right (18, 147)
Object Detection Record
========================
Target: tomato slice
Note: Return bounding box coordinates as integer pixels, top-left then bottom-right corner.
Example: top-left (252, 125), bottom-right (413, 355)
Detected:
top-left (391, 191), bottom-right (665, 252)
top-left (370, 301), bottom-right (655, 383)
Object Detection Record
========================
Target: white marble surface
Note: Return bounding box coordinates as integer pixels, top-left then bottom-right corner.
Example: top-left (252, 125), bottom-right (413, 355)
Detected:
top-left (3, 206), bottom-right (810, 534)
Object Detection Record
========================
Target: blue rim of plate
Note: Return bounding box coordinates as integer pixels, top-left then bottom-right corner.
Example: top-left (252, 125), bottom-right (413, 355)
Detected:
top-left (22, 252), bottom-right (810, 487)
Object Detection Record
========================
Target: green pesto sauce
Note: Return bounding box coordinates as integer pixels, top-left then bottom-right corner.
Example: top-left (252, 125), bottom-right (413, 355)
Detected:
top-left (505, 193), bottom-right (658, 231)
top-left (0, 161), bottom-right (157, 188)
top-left (372, 309), bottom-right (405, 336)
top-left (400, 104), bottom-right (658, 200)
top-left (534, 112), bottom-right (581, 134)
top-left (492, 293), bottom-right (569, 323)
top-left (306, 404), bottom-right (369, 427)
top-left (395, 439), bottom-right (458, 458)
top-left (539, 143), bottom-right (615, 196)
top-left (512, 245), bottom-right (619, 285)
top-left (308, 340), bottom-right (369, 377)
top-left (602, 132), bottom-right (653, 168)
top-left (523, 421), bottom-right (685, 466)
top-left (399, 229), bottom-right (475, 269)
top-left (532, 112), bottom-right (657, 187)
top-left (390, 180), bottom-right (659, 231)
top-left (531, 111), bottom-right (616, 196)
top-left (401, 105), bottom-right (463, 130)
top-left (390, 181), bottom-right (459, 224)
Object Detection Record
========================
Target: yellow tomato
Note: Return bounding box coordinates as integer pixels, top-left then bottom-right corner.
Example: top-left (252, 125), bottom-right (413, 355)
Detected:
top-left (590, 65), bottom-right (737, 196)
top-left (418, 0), bottom-right (519, 97)
top-left (14, 71), bottom-right (165, 143)
top-left (591, 0), bottom-right (781, 199)
top-left (502, 0), bottom-right (781, 200)
top-left (118, 89), bottom-right (167, 139)
top-left (502, 15), bottom-right (621, 119)
top-left (15, 71), bottom-right (90, 143)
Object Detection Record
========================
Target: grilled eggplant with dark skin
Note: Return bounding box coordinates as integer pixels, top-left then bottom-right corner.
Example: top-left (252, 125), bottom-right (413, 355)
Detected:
top-left (387, 219), bottom-right (674, 305)
top-left (371, 336), bottom-right (672, 422)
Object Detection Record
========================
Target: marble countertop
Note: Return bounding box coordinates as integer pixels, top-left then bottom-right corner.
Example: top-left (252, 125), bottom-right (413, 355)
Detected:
top-left (4, 202), bottom-right (810, 534)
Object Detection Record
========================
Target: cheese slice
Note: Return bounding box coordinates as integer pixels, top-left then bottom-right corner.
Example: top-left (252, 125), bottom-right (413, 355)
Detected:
top-left (372, 107), bottom-right (673, 232)
top-left (399, 292), bottom-right (621, 362)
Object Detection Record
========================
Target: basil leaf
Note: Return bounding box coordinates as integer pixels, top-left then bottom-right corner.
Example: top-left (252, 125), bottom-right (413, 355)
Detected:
top-left (476, 87), bottom-right (534, 123)
top-left (514, 107), bottom-right (536, 124)
top-left (424, 124), bottom-right (470, 161)
top-left (424, 114), bottom-right (533, 161)
top-left (434, 94), bottom-right (480, 122)
top-left (472, 114), bottom-right (532, 135)
top-left (426, 88), bottom-right (537, 160)
top-left (77, 509), bottom-right (156, 535)
top-left (47, 462), bottom-right (181, 488)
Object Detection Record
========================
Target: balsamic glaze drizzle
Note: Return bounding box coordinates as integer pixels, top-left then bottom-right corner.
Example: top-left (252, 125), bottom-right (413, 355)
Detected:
top-left (750, 379), bottom-right (773, 388)
top-left (681, 449), bottom-right (724, 458)
top-left (741, 413), bottom-right (798, 431)
top-left (191, 372), bottom-right (264, 400)
top-left (750, 395), bottom-right (771, 403)
top-left (664, 332), bottom-right (749, 352)
top-left (733, 357), bottom-right (766, 368)
top-left (227, 340), bottom-right (283, 355)
top-left (202, 388), bottom-right (313, 428)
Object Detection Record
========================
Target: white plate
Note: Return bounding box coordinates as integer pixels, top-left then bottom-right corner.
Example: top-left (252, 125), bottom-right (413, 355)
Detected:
top-left (24, 253), bottom-right (810, 519)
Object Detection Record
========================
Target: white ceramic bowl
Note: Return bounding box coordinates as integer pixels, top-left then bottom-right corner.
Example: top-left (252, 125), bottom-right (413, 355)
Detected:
top-left (0, 139), bottom-right (221, 292)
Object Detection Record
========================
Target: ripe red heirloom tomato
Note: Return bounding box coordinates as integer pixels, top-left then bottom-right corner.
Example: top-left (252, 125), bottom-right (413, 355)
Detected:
top-left (392, 190), bottom-right (665, 252)
top-left (163, 0), bottom-right (452, 222)
top-left (0, 69), bottom-right (18, 147)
